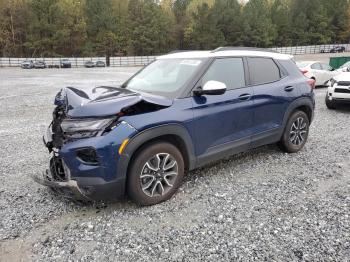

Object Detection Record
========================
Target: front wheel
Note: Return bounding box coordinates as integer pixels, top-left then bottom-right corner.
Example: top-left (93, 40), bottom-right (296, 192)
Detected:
top-left (278, 111), bottom-right (310, 153)
top-left (127, 142), bottom-right (184, 206)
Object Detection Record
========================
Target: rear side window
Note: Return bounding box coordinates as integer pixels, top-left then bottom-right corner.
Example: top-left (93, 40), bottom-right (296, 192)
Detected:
top-left (202, 58), bottom-right (245, 90)
top-left (247, 58), bottom-right (281, 85)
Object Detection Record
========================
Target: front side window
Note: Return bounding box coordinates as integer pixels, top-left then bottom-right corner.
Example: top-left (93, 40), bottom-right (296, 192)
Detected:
top-left (247, 58), bottom-right (281, 85)
top-left (123, 58), bottom-right (204, 98)
top-left (201, 58), bottom-right (245, 90)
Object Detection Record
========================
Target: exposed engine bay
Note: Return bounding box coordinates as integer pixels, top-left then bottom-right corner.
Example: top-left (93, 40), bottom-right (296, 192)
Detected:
top-left (47, 86), bottom-right (172, 150)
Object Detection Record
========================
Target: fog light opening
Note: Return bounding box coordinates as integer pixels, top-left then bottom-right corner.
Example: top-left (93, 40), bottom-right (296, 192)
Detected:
top-left (76, 148), bottom-right (99, 165)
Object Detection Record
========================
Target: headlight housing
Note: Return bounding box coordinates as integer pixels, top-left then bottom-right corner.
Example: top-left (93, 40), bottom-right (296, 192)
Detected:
top-left (61, 117), bottom-right (116, 138)
top-left (330, 78), bottom-right (338, 87)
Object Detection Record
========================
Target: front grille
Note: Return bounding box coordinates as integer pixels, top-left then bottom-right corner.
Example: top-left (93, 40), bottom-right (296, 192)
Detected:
top-left (334, 88), bottom-right (350, 94)
top-left (337, 81), bottom-right (350, 86)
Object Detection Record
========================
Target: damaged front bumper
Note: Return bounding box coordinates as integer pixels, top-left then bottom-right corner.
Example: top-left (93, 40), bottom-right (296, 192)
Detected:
top-left (34, 121), bottom-right (138, 202)
top-left (32, 169), bottom-right (90, 201)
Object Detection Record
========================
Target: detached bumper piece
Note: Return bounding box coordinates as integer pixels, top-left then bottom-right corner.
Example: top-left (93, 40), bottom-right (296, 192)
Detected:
top-left (32, 169), bottom-right (91, 202)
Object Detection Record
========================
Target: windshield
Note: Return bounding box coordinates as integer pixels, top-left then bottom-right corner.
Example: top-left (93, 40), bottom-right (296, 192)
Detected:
top-left (123, 58), bottom-right (205, 98)
top-left (340, 61), bottom-right (350, 68)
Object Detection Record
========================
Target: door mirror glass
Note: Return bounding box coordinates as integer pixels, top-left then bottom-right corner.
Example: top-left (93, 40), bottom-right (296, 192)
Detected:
top-left (195, 81), bottom-right (227, 96)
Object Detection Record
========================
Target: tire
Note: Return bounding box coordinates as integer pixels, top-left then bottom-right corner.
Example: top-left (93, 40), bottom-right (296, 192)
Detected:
top-left (325, 92), bottom-right (336, 109)
top-left (278, 111), bottom-right (310, 153)
top-left (127, 142), bottom-right (184, 206)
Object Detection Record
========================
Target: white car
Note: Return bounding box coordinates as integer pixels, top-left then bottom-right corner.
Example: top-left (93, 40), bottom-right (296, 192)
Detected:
top-left (325, 72), bottom-right (350, 109)
top-left (296, 61), bottom-right (340, 86)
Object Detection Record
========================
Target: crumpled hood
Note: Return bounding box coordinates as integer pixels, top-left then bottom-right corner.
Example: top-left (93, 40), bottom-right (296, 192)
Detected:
top-left (54, 86), bottom-right (173, 118)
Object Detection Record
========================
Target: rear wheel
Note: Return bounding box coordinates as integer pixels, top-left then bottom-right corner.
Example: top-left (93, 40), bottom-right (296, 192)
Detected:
top-left (278, 111), bottom-right (310, 153)
top-left (127, 142), bottom-right (184, 206)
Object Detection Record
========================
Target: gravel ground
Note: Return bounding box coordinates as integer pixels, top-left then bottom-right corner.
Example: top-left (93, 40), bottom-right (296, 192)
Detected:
top-left (0, 67), bottom-right (349, 262)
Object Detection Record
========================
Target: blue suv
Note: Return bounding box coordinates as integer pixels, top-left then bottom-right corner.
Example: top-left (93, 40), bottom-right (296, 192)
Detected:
top-left (34, 47), bottom-right (315, 205)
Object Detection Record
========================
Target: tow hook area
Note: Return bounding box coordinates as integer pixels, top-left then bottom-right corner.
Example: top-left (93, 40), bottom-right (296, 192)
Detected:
top-left (32, 170), bottom-right (91, 201)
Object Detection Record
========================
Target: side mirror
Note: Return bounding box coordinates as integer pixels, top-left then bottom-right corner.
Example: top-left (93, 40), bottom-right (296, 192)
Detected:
top-left (194, 80), bottom-right (227, 96)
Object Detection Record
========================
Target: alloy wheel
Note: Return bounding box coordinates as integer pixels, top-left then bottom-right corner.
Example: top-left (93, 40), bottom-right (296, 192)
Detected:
top-left (289, 117), bottom-right (308, 145)
top-left (140, 153), bottom-right (178, 197)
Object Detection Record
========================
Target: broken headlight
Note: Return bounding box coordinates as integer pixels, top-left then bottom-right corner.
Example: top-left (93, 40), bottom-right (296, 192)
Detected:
top-left (61, 117), bottom-right (116, 138)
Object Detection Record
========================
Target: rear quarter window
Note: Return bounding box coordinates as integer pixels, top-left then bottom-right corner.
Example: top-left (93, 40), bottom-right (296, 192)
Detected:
top-left (279, 59), bottom-right (304, 77)
top-left (247, 58), bottom-right (281, 85)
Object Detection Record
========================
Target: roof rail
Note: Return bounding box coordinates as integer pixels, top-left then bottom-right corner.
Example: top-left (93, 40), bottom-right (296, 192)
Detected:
top-left (212, 46), bottom-right (279, 53)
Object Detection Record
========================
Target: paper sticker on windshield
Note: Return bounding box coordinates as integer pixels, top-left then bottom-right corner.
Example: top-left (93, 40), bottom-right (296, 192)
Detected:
top-left (180, 60), bottom-right (202, 66)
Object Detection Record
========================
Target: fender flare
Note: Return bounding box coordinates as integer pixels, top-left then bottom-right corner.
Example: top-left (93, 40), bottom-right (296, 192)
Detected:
top-left (116, 123), bottom-right (196, 183)
top-left (281, 97), bottom-right (314, 134)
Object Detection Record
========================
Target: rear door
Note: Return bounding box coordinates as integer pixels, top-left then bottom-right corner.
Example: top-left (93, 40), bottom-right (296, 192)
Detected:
top-left (247, 57), bottom-right (300, 146)
top-left (191, 57), bottom-right (254, 160)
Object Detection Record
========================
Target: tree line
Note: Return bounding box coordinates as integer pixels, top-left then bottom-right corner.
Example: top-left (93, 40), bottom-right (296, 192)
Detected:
top-left (0, 0), bottom-right (350, 58)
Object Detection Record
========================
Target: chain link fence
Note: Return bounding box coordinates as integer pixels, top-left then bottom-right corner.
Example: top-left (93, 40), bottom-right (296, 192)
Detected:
top-left (1, 44), bottom-right (350, 68)
top-left (270, 43), bottom-right (350, 55)
top-left (0, 56), bottom-right (157, 68)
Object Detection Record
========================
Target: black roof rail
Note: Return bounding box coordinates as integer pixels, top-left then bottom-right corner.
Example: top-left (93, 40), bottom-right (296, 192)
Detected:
top-left (212, 46), bottom-right (279, 53)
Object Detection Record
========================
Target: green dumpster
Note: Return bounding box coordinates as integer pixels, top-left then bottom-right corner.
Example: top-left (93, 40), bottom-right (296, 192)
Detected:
top-left (329, 56), bottom-right (350, 69)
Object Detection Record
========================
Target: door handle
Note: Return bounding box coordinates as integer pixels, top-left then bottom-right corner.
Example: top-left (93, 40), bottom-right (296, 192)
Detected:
top-left (284, 86), bottom-right (294, 92)
top-left (238, 94), bottom-right (251, 101)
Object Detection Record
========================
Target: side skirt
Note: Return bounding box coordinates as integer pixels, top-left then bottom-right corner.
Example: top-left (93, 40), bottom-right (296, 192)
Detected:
top-left (196, 137), bottom-right (250, 169)
top-left (195, 127), bottom-right (282, 169)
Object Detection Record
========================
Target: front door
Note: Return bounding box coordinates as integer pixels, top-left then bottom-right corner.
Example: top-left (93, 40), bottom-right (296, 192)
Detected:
top-left (191, 58), bottom-right (254, 160)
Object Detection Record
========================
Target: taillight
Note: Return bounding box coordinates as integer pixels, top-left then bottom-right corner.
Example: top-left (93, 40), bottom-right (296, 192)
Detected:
top-left (307, 78), bottom-right (315, 89)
